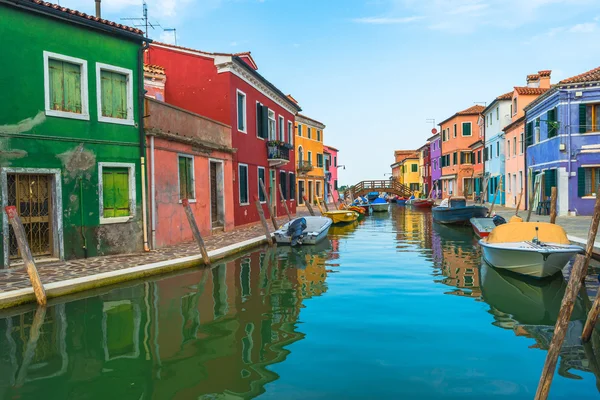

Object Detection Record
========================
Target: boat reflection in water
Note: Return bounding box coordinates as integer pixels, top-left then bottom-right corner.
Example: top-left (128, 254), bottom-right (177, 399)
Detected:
top-left (480, 262), bottom-right (600, 381)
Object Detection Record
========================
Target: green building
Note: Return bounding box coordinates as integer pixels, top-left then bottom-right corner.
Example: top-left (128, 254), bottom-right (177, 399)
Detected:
top-left (0, 0), bottom-right (148, 267)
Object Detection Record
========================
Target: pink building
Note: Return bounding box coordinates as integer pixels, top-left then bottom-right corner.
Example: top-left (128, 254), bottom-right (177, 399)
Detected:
top-left (324, 145), bottom-right (340, 203)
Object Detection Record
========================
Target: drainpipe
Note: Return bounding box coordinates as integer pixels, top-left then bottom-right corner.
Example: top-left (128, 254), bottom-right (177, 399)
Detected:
top-left (79, 177), bottom-right (88, 258)
top-left (150, 135), bottom-right (156, 249)
top-left (139, 40), bottom-right (151, 252)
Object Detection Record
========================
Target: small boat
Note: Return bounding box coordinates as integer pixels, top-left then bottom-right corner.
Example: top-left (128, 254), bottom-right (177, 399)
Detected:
top-left (370, 197), bottom-right (389, 213)
top-left (410, 199), bottom-right (435, 209)
top-left (367, 192), bottom-right (380, 202)
top-left (274, 216), bottom-right (332, 246)
top-left (432, 197), bottom-right (488, 224)
top-left (470, 215), bottom-right (507, 238)
top-left (479, 219), bottom-right (584, 278)
top-left (322, 210), bottom-right (360, 224)
top-left (396, 197), bottom-right (407, 206)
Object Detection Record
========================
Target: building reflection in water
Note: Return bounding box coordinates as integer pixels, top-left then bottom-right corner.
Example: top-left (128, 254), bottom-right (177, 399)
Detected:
top-left (0, 244), bottom-right (332, 400)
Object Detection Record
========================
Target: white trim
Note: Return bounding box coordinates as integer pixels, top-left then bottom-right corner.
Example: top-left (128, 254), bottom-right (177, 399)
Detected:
top-left (287, 120), bottom-right (294, 146)
top-left (278, 115), bottom-right (285, 142)
top-left (582, 164), bottom-right (600, 168)
top-left (43, 51), bottom-right (89, 121)
top-left (461, 121), bottom-right (472, 137)
top-left (307, 150), bottom-right (312, 165)
top-left (98, 162), bottom-right (136, 225)
top-left (267, 109), bottom-right (276, 140)
top-left (236, 89), bottom-right (247, 133)
top-left (529, 134), bottom-right (566, 147)
top-left (238, 163), bottom-right (250, 206)
top-left (258, 166), bottom-right (266, 204)
top-left (528, 159), bottom-right (574, 168)
top-left (177, 153), bottom-right (196, 202)
top-left (96, 62), bottom-right (135, 126)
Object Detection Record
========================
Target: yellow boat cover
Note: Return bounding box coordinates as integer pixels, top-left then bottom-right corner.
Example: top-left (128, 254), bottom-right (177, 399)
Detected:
top-left (486, 222), bottom-right (570, 245)
top-left (509, 216), bottom-right (523, 223)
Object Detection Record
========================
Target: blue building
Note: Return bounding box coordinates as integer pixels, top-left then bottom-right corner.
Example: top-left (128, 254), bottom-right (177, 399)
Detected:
top-left (525, 65), bottom-right (600, 216)
top-left (482, 92), bottom-right (513, 205)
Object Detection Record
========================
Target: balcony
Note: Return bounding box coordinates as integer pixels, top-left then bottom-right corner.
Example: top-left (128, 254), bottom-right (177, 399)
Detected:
top-left (297, 160), bottom-right (313, 174)
top-left (267, 141), bottom-right (290, 167)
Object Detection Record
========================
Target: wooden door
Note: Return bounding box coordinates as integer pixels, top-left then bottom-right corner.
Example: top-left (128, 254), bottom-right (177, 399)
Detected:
top-left (210, 163), bottom-right (222, 227)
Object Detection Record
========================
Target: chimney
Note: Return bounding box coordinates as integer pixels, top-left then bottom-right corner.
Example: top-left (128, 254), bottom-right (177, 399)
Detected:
top-left (538, 70), bottom-right (552, 89)
top-left (95, 0), bottom-right (101, 18)
top-left (527, 74), bottom-right (540, 88)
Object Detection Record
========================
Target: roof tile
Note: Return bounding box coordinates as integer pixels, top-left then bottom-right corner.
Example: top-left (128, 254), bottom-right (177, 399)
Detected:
top-left (559, 66), bottom-right (600, 84)
top-left (143, 64), bottom-right (165, 75)
top-left (457, 104), bottom-right (486, 115)
top-left (514, 87), bottom-right (549, 95)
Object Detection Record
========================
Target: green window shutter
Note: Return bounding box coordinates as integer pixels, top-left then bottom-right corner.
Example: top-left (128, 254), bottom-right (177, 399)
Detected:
top-left (101, 70), bottom-right (127, 119)
top-left (453, 125), bottom-right (457, 136)
top-left (261, 106), bottom-right (269, 138)
top-left (63, 61), bottom-right (82, 113)
top-left (103, 168), bottom-right (130, 218)
top-left (544, 169), bottom-right (557, 197)
top-left (178, 157), bottom-right (194, 200)
top-left (48, 59), bottom-right (65, 111)
top-left (239, 166), bottom-right (248, 203)
top-left (578, 167), bottom-right (586, 197)
top-left (411, 164), bottom-right (417, 172)
top-left (526, 122), bottom-right (533, 146)
top-left (462, 123), bottom-right (471, 136)
top-left (101, 70), bottom-right (113, 118)
top-left (256, 104), bottom-right (263, 136)
top-left (258, 168), bottom-right (265, 202)
top-left (547, 108), bottom-right (556, 138)
top-left (237, 92), bottom-right (245, 130)
top-left (579, 104), bottom-right (587, 133)
top-left (460, 152), bottom-right (465, 164)
top-left (279, 171), bottom-right (287, 199)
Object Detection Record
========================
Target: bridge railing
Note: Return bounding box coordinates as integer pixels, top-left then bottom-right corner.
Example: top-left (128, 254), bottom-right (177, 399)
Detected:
top-left (346, 180), bottom-right (412, 199)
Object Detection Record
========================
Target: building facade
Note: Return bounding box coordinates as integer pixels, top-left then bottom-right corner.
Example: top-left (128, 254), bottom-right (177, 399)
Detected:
top-left (323, 145), bottom-right (339, 203)
top-left (525, 66), bottom-right (600, 216)
top-left (504, 71), bottom-right (552, 211)
top-left (400, 155), bottom-right (421, 194)
top-left (145, 43), bottom-right (300, 227)
top-left (482, 93), bottom-right (513, 205)
top-left (429, 133), bottom-right (442, 198)
top-left (469, 140), bottom-right (485, 199)
top-left (439, 105), bottom-right (485, 198)
top-left (418, 143), bottom-right (431, 196)
top-left (0, 1), bottom-right (147, 267)
top-left (294, 114), bottom-right (325, 205)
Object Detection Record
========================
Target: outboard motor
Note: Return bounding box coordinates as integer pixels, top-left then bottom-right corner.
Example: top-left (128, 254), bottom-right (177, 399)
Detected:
top-left (287, 217), bottom-right (307, 246)
top-left (492, 215), bottom-right (507, 226)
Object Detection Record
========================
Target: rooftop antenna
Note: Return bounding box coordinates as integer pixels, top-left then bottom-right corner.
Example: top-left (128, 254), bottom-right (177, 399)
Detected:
top-left (163, 28), bottom-right (177, 45)
top-left (121, 1), bottom-right (160, 37)
top-left (425, 118), bottom-right (436, 129)
top-left (474, 101), bottom-right (487, 106)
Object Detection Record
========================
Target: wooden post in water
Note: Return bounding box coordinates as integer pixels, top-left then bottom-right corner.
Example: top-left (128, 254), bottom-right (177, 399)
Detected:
top-left (15, 305), bottom-right (46, 387)
top-left (278, 184), bottom-right (292, 222)
top-left (549, 187), bottom-right (558, 224)
top-left (314, 197), bottom-right (326, 214)
top-left (5, 206), bottom-right (46, 306)
top-left (527, 179), bottom-right (541, 222)
top-left (253, 195), bottom-right (273, 246)
top-left (534, 195), bottom-right (600, 399)
top-left (259, 179), bottom-right (279, 230)
top-left (182, 199), bottom-right (210, 265)
top-left (515, 191), bottom-right (524, 216)
top-left (581, 198), bottom-right (600, 342)
top-left (322, 196), bottom-right (330, 212)
top-left (303, 195), bottom-right (315, 216)
top-left (487, 176), bottom-right (502, 217)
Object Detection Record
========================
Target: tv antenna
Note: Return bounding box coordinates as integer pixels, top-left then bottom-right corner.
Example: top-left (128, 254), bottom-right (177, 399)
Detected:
top-left (121, 1), bottom-right (160, 37)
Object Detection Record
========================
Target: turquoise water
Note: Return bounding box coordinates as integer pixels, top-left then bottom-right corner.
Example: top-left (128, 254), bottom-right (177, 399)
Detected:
top-left (1, 207), bottom-right (599, 399)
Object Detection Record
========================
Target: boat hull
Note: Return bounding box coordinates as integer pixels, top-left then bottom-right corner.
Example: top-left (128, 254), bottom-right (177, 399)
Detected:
top-left (480, 240), bottom-right (583, 278)
top-left (470, 217), bottom-right (496, 238)
top-left (323, 210), bottom-right (360, 224)
top-left (432, 206), bottom-right (488, 224)
top-left (371, 203), bottom-right (389, 212)
top-left (274, 217), bottom-right (333, 245)
top-left (411, 199), bottom-right (435, 209)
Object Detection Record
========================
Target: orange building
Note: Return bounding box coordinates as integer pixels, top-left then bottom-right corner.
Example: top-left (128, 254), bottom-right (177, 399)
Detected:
top-left (439, 105), bottom-right (485, 198)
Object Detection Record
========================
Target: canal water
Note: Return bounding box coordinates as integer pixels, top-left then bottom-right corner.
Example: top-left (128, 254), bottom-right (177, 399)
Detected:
top-left (1, 207), bottom-right (599, 399)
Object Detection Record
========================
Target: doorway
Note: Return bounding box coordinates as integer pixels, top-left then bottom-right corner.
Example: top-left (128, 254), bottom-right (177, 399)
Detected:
top-left (209, 160), bottom-right (225, 229)
top-left (298, 180), bottom-right (305, 204)
top-left (269, 169), bottom-right (276, 214)
top-left (308, 181), bottom-right (313, 204)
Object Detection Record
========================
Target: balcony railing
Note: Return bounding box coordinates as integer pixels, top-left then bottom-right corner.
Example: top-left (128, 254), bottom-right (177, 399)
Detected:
top-left (297, 160), bottom-right (313, 173)
top-left (267, 141), bottom-right (290, 167)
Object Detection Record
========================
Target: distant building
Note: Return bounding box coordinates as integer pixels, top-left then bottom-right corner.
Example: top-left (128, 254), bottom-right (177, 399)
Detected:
top-left (428, 133), bottom-right (442, 198)
top-left (399, 154), bottom-right (421, 194)
top-left (323, 145), bottom-right (339, 203)
top-left (417, 143), bottom-right (431, 196)
top-left (439, 105), bottom-right (485, 198)
top-left (525, 66), bottom-right (600, 216)
top-left (294, 113), bottom-right (326, 205)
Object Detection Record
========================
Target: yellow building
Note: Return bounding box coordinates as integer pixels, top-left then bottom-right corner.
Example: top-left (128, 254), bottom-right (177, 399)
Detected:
top-left (400, 155), bottom-right (421, 195)
top-left (295, 113), bottom-right (325, 205)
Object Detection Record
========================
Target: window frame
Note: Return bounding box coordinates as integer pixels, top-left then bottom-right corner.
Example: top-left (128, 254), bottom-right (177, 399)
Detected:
top-left (278, 115), bottom-right (285, 141)
top-left (96, 62), bottom-right (134, 125)
top-left (287, 121), bottom-right (294, 145)
top-left (238, 163), bottom-right (250, 206)
top-left (44, 51), bottom-right (90, 121)
top-left (297, 123), bottom-right (302, 137)
top-left (307, 127), bottom-right (312, 139)
top-left (98, 162), bottom-right (136, 225)
top-left (453, 124), bottom-right (457, 138)
top-left (520, 132), bottom-right (524, 154)
top-left (236, 89), bottom-right (247, 133)
top-left (462, 122), bottom-right (472, 137)
top-left (289, 172), bottom-right (296, 202)
top-left (267, 109), bottom-right (276, 140)
top-left (177, 153), bottom-right (196, 202)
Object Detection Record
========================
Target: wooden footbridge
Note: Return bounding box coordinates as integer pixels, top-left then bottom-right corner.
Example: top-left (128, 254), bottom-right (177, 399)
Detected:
top-left (345, 180), bottom-right (412, 199)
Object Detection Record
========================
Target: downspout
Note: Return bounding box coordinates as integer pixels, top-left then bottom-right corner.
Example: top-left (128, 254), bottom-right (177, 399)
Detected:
top-left (79, 177), bottom-right (88, 258)
top-left (139, 40), bottom-right (151, 251)
top-left (150, 135), bottom-right (156, 249)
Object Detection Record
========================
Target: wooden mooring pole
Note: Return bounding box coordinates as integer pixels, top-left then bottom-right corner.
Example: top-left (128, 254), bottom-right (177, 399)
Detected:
top-left (527, 179), bottom-right (541, 222)
top-left (303, 195), bottom-right (315, 216)
top-left (182, 199), bottom-right (210, 265)
top-left (253, 195), bottom-right (273, 246)
top-left (259, 179), bottom-right (279, 230)
top-left (15, 305), bottom-right (46, 387)
top-left (5, 206), bottom-right (46, 306)
top-left (321, 196), bottom-right (330, 212)
top-left (515, 191), bottom-right (523, 216)
top-left (278, 184), bottom-right (292, 221)
top-left (581, 198), bottom-right (600, 342)
top-left (549, 187), bottom-right (558, 224)
top-left (534, 195), bottom-right (600, 400)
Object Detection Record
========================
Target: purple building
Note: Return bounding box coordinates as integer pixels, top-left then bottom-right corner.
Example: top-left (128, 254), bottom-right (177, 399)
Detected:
top-left (525, 65), bottom-right (600, 216)
top-left (428, 132), bottom-right (442, 198)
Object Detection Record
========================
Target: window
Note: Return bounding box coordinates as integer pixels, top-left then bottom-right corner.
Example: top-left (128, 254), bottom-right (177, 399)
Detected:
top-left (316, 181), bottom-right (321, 197)
top-left (507, 141), bottom-right (511, 158)
top-left (307, 127), bottom-right (312, 139)
top-left (483, 147), bottom-right (488, 161)
top-left (510, 103), bottom-right (513, 116)
top-left (453, 124), bottom-right (457, 138)
top-left (178, 155), bottom-right (195, 200)
top-left (580, 103), bottom-right (600, 133)
top-left (44, 51), bottom-right (89, 120)
top-left (507, 173), bottom-right (511, 193)
top-left (316, 130), bottom-right (321, 141)
top-left (579, 167), bottom-right (600, 197)
top-left (278, 116), bottom-right (284, 141)
top-left (256, 103), bottom-right (268, 139)
top-left (334, 179), bottom-right (338, 190)
top-left (99, 162), bottom-right (135, 224)
top-left (317, 154), bottom-right (324, 168)
top-left (97, 63), bottom-right (134, 125)
top-left (462, 122), bottom-right (472, 136)
top-left (287, 121), bottom-right (293, 145)
top-left (535, 118), bottom-right (541, 143)
top-left (513, 137), bottom-right (517, 156)
top-left (334, 156), bottom-right (337, 166)
top-left (477, 150), bottom-right (481, 164)
top-left (239, 164), bottom-right (249, 205)
top-left (258, 167), bottom-right (266, 203)
top-left (519, 171), bottom-right (523, 192)
top-left (461, 151), bottom-right (473, 164)
top-left (442, 129), bottom-right (446, 142)
top-left (547, 108), bottom-right (557, 138)
top-left (268, 109), bottom-right (276, 140)
top-left (308, 151), bottom-right (312, 165)
top-left (297, 123), bottom-right (302, 137)
top-left (496, 106), bottom-right (499, 120)
top-left (289, 173), bottom-right (296, 201)
top-left (280, 171), bottom-right (287, 199)
top-left (526, 122), bottom-right (534, 146)
top-left (236, 90), bottom-right (246, 132)
top-left (453, 152), bottom-right (457, 165)
top-left (513, 98), bottom-right (517, 115)
top-left (496, 142), bottom-right (499, 157)
top-left (411, 163), bottom-right (418, 172)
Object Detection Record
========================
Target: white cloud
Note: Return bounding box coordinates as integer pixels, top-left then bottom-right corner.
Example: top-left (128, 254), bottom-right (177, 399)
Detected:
top-left (352, 16), bottom-right (424, 24)
top-left (159, 30), bottom-right (177, 44)
top-left (569, 22), bottom-right (597, 32)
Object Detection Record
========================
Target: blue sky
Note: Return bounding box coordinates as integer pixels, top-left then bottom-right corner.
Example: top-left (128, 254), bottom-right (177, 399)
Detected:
top-left (64, 0), bottom-right (600, 184)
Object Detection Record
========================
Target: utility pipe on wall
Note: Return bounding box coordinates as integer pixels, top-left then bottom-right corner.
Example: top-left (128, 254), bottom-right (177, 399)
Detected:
top-left (150, 135), bottom-right (156, 249)
top-left (139, 40), bottom-right (151, 252)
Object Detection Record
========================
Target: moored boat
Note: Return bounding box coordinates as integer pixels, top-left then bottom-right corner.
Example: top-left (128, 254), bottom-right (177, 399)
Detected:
top-left (322, 210), bottom-right (360, 224)
top-left (410, 199), bottom-right (435, 209)
top-left (432, 197), bottom-right (488, 224)
top-left (367, 192), bottom-right (380, 202)
top-left (470, 215), bottom-right (507, 238)
top-left (479, 220), bottom-right (584, 278)
top-left (396, 197), bottom-right (407, 206)
top-left (274, 216), bottom-right (332, 246)
top-left (370, 197), bottom-right (389, 213)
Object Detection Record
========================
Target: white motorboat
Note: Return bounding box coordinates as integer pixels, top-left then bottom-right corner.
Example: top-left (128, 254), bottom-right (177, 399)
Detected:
top-left (479, 219), bottom-right (583, 278)
top-left (274, 216), bottom-right (332, 246)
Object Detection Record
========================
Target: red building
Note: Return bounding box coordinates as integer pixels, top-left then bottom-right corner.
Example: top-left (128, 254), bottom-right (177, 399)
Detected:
top-left (146, 43), bottom-right (301, 227)
top-left (417, 143), bottom-right (431, 196)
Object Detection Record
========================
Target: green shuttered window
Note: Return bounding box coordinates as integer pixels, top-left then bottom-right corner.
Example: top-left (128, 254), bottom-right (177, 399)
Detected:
top-left (526, 122), bottom-right (534, 146)
top-left (544, 168), bottom-right (557, 197)
top-left (237, 91), bottom-right (246, 131)
top-left (579, 167), bottom-right (600, 197)
top-left (290, 173), bottom-right (296, 201)
top-left (258, 168), bottom-right (266, 202)
top-left (178, 156), bottom-right (194, 200)
top-left (462, 122), bottom-right (472, 136)
top-left (100, 70), bottom-right (128, 119)
top-left (102, 168), bottom-right (130, 218)
top-left (48, 59), bottom-right (82, 114)
top-left (547, 108), bottom-right (557, 138)
top-left (280, 171), bottom-right (287, 199)
top-left (411, 163), bottom-right (418, 172)
top-left (239, 165), bottom-right (249, 204)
